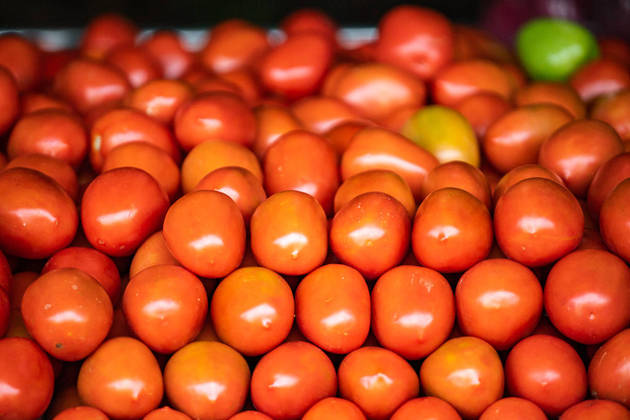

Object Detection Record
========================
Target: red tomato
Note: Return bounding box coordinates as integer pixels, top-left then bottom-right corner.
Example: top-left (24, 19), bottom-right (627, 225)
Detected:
top-left (81, 167), bottom-right (169, 257)
top-left (0, 34), bottom-right (41, 91)
top-left (5, 153), bottom-right (79, 201)
top-left (591, 89), bottom-right (630, 141)
top-left (0, 288), bottom-right (8, 337)
top-left (515, 82), bottom-right (586, 119)
top-left (372, 265), bottom-right (454, 359)
top-left (125, 79), bottom-right (193, 124)
top-left (570, 59), bottom-right (630, 102)
top-left (291, 96), bottom-right (364, 134)
top-left (0, 251), bottom-right (8, 294)
top-left (0, 338), bottom-right (54, 420)
top-left (143, 406), bottom-right (192, 420)
top-left (479, 397), bottom-right (547, 420)
top-left (0, 67), bottom-right (19, 136)
top-left (251, 341), bottom-right (337, 420)
top-left (453, 25), bottom-right (513, 63)
top-left (587, 152), bottom-right (630, 217)
top-left (600, 178), bottom-right (630, 262)
top-left (391, 397), bottom-right (461, 420)
top-left (589, 329), bottom-right (630, 406)
top-left (80, 14), bottom-right (138, 59)
top-left (0, 168), bottom-right (77, 259)
top-left (142, 30), bottom-right (194, 79)
top-left (229, 411), bottom-right (273, 420)
top-left (339, 346), bottom-right (419, 419)
top-left (253, 104), bottom-right (302, 158)
top-left (8, 271), bottom-right (37, 310)
top-left (296, 264), bottom-right (370, 354)
top-left (456, 259), bottom-right (542, 350)
top-left (163, 190), bottom-right (246, 278)
top-left (303, 397), bottom-right (366, 420)
top-left (376, 5), bottom-right (454, 80)
top-left (493, 163), bottom-right (565, 202)
top-left (52, 406), bottom-right (109, 420)
top-left (506, 335), bottom-right (587, 416)
top-left (129, 231), bottom-right (180, 278)
top-left (494, 177), bottom-right (583, 267)
top-left (453, 92), bottom-right (512, 139)
top-left (78, 337), bottom-right (163, 419)
top-left (282, 9), bottom-right (337, 41)
top-left (560, 399), bottom-right (630, 420)
top-left (211, 266), bottom-right (294, 356)
top-left (165, 341), bottom-right (250, 419)
top-left (106, 45), bottom-right (162, 88)
top-left (250, 191), bottom-right (327, 275)
top-left (331, 192), bottom-right (410, 279)
top-left (421, 336), bottom-right (503, 418)
top-left (20, 92), bottom-right (74, 115)
top-left (599, 38), bottom-right (630, 67)
top-left (421, 161), bottom-right (492, 208)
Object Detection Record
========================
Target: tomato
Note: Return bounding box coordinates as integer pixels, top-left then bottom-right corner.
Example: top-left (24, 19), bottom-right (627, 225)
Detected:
top-left (0, 168), bottom-right (77, 259)
top-left (506, 335), bottom-right (587, 416)
top-left (453, 92), bottom-right (512, 139)
top-left (0, 338), bottom-right (54, 420)
top-left (600, 178), bottom-right (630, 262)
top-left (570, 59), bottom-right (630, 102)
top-left (0, 67), bottom-right (19, 136)
top-left (0, 288), bottom-right (8, 337)
top-left (8, 271), bottom-right (37, 310)
top-left (165, 341), bottom-right (250, 419)
top-left (193, 76), bottom-right (242, 97)
top-left (493, 163), bottom-right (565, 202)
top-left (391, 397), bottom-right (461, 420)
top-left (291, 96), bottom-right (363, 134)
top-left (174, 92), bottom-right (256, 150)
top-left (453, 25), bottom-right (513, 63)
top-left (125, 79), bottom-right (194, 124)
top-left (81, 167), bottom-right (169, 257)
top-left (220, 69), bottom-right (261, 105)
top-left (229, 411), bottom-right (273, 420)
top-left (589, 329), bottom-right (630, 406)
top-left (282, 9), bottom-right (337, 41)
top-left (142, 30), bottom-right (194, 79)
top-left (376, 5), bottom-right (454, 80)
top-left (78, 337), bottom-right (163, 419)
top-left (372, 265), bottom-right (454, 359)
top-left (494, 177), bottom-right (583, 266)
top-left (129, 231), bottom-right (180, 277)
top-left (456, 259), bottom-right (542, 350)
top-left (52, 406), bottom-right (109, 420)
top-left (591, 89), bottom-right (630, 141)
top-left (251, 341), bottom-right (337, 419)
top-left (479, 397), bottom-right (547, 420)
top-left (331, 192), bottom-right (410, 279)
top-left (80, 14), bottom-right (138, 59)
top-left (163, 190), bottom-right (246, 278)
top-left (560, 399), bottom-right (630, 420)
top-left (296, 264), bottom-right (370, 354)
top-left (5, 153), bottom-right (79, 201)
top-left (53, 59), bottom-right (130, 114)
top-left (587, 152), bottom-right (630, 217)
top-left (303, 397), bottom-right (366, 420)
top-left (8, 109), bottom-right (87, 168)
top-left (259, 33), bottom-right (332, 99)
top-left (421, 161), bottom-right (492, 208)
top-left (106, 45), bottom-right (161, 88)
top-left (341, 127), bottom-right (438, 200)
top-left (0, 34), bottom-right (41, 91)
top-left (250, 191), bottom-right (327, 275)
top-left (253, 104), bottom-right (302, 158)
top-left (515, 82), bottom-right (586, 119)
top-left (339, 346), bottom-right (419, 419)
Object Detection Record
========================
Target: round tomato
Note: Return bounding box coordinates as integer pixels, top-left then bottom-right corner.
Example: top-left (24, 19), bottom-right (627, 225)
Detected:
top-left (479, 397), bottom-right (547, 420)
top-left (589, 328), bottom-right (630, 406)
top-left (560, 399), bottom-right (630, 420)
top-left (303, 398), bottom-right (366, 420)
top-left (600, 178), bottom-right (630, 262)
top-left (391, 397), bottom-right (461, 420)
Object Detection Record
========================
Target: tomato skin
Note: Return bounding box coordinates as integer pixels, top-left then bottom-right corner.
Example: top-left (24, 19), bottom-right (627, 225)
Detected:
top-left (250, 191), bottom-right (327, 276)
top-left (81, 167), bottom-right (169, 257)
top-left (599, 38), bottom-right (630, 67)
top-left (229, 411), bottom-right (273, 420)
top-left (296, 264), bottom-right (370, 354)
top-left (142, 30), bottom-right (194, 79)
top-left (479, 397), bottom-right (547, 420)
top-left (52, 406), bottom-right (109, 420)
top-left (211, 266), bottom-right (294, 356)
top-left (6, 153), bottom-right (79, 201)
top-left (303, 397), bottom-right (366, 420)
top-left (494, 177), bottom-right (584, 267)
top-left (560, 399), bottom-right (630, 420)
top-left (125, 79), bottom-right (194, 124)
top-left (587, 152), bottom-right (630, 217)
top-left (376, 5), bottom-right (454, 80)
top-left (421, 161), bottom-right (492, 208)
top-left (80, 14), bottom-right (137, 60)
top-left (591, 90), bottom-right (630, 141)
top-left (454, 92), bottom-right (511, 139)
top-left (163, 190), bottom-right (246, 278)
top-left (493, 163), bottom-right (565, 202)
top-left (291, 96), bottom-right (363, 134)
top-left (253, 104), bottom-right (302, 158)
top-left (589, 329), bottom-right (630, 406)
top-left (0, 67), bottom-right (19, 136)
top-left (515, 81), bottom-right (586, 119)
top-left (282, 9), bottom-right (337, 41)
top-left (78, 337), bottom-right (163, 419)
top-left (251, 341), bottom-right (337, 420)
top-left (0, 167), bottom-right (77, 259)
top-left (0, 34), bottom-right (41, 91)
top-left (106, 45), bottom-right (162, 88)
top-left (0, 338), bottom-right (54, 420)
top-left (599, 178), bottom-right (630, 263)
top-left (339, 346), bottom-right (419, 420)
top-left (570, 59), bottom-right (630, 102)
top-left (391, 397), bottom-right (461, 420)
top-left (129, 231), bottom-right (179, 277)
top-left (506, 335), bottom-right (587, 416)
top-left (165, 341), bottom-right (250, 419)
top-left (331, 192), bottom-right (410, 280)
top-left (456, 258), bottom-right (543, 350)
top-left (0, 288), bottom-right (8, 337)
top-left (420, 336), bottom-right (504, 419)
top-left (372, 265), bottom-right (454, 359)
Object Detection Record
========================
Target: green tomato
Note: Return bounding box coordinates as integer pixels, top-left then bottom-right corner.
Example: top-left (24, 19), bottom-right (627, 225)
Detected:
top-left (516, 18), bottom-right (599, 81)
top-left (402, 105), bottom-right (480, 167)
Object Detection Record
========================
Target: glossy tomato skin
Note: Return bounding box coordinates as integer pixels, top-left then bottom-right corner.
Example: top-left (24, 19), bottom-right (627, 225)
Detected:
top-left (331, 192), bottom-right (410, 280)
top-left (421, 336), bottom-right (503, 419)
top-left (78, 337), bottom-right (163, 419)
top-left (303, 397), bottom-right (366, 420)
top-left (142, 407), bottom-right (193, 420)
top-left (0, 34), bottom-right (41, 91)
top-left (229, 411), bottom-right (273, 420)
top-left (81, 167), bottom-right (169, 257)
top-left (600, 179), bottom-right (630, 262)
top-left (123, 264), bottom-right (207, 353)
top-left (253, 104), bottom-right (302, 158)
top-left (0, 250), bottom-right (9, 293)
top-left (6, 153), bottom-right (79, 201)
top-left (251, 341), bottom-right (337, 420)
top-left (52, 406), bottom-right (109, 420)
top-left (493, 163), bottom-right (565, 202)
top-left (453, 92), bottom-right (512, 139)
top-left (163, 190), bottom-right (246, 278)
top-left (560, 399), bottom-right (630, 420)
top-left (125, 79), bottom-right (193, 124)
top-left (587, 152), bottom-right (630, 217)
top-left (0, 167), bottom-right (77, 259)
top-left (339, 346), bottom-right (418, 419)
top-left (296, 264), bottom-right (370, 354)
top-left (506, 335), bottom-right (587, 416)
top-left (412, 188), bottom-right (493, 273)
top-left (250, 191), bottom-right (327, 276)
top-left (264, 130), bottom-right (339, 214)
top-left (142, 30), bottom-right (194, 79)
top-left (372, 265), bottom-right (454, 359)
top-left (106, 45), bottom-right (161, 88)
top-left (479, 397), bottom-right (547, 420)
top-left (22, 268), bottom-right (113, 361)
top-left (376, 5), bottom-right (454, 80)
top-left (494, 177), bottom-right (584, 267)
top-left (589, 329), bottom-right (630, 406)
top-left (570, 59), bottom-right (630, 102)
top-left (515, 81), bottom-right (586, 119)
top-left (80, 14), bottom-right (138, 59)
top-left (0, 338), bottom-right (54, 420)
top-left (0, 67), bottom-right (19, 136)
top-left (282, 9), bottom-right (337, 41)
top-left (291, 96), bottom-right (363, 134)
top-left (21, 91), bottom-right (73, 116)
top-left (129, 231), bottom-right (179, 277)
top-left (591, 90), bottom-right (630, 141)
top-left (211, 266), bottom-right (294, 356)
top-left (165, 341), bottom-right (250, 419)
top-left (421, 161), bottom-right (492, 208)
top-left (0, 288), bottom-right (8, 337)
top-left (391, 397), bottom-right (461, 420)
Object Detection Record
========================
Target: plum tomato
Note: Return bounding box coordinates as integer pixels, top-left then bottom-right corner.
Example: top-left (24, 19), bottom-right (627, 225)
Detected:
top-left (52, 406), bottom-right (109, 420)
top-left (421, 161), bottom-right (492, 208)
top-left (106, 45), bottom-right (161, 88)
top-left (163, 190), bottom-right (246, 278)
top-left (129, 231), bottom-right (180, 277)
top-left (5, 153), bottom-right (79, 201)
top-left (339, 346), bottom-right (419, 419)
top-left (0, 34), bottom-right (41, 91)
top-left (124, 78), bottom-right (194, 124)
top-left (142, 30), bottom-right (194, 79)
top-left (479, 397), bottom-right (547, 420)
top-left (0, 250), bottom-right (9, 293)
top-left (506, 335), bottom-right (587, 416)
top-left (591, 89), bottom-right (630, 141)
top-left (0, 67), bottom-right (19, 136)
top-left (0, 288), bottom-right (8, 337)
top-left (570, 58), bottom-right (630, 102)
top-left (303, 397), bottom-right (366, 420)
top-left (282, 9), bottom-right (337, 41)
top-left (493, 163), bottom-right (565, 202)
top-left (453, 92), bottom-right (512, 139)
top-left (515, 81), bottom-right (585, 118)
top-left (80, 14), bottom-right (138, 60)
top-left (229, 411), bottom-right (273, 420)
top-left (589, 329), bottom-right (630, 406)
top-left (143, 407), bottom-right (192, 420)
top-left (391, 397), bottom-right (461, 420)
top-left (560, 399), bottom-right (630, 420)
top-left (251, 341), bottom-right (337, 420)
top-left (253, 104), bottom-right (302, 158)
top-left (291, 96), bottom-right (364, 134)
top-left (600, 178), bottom-right (630, 262)
top-left (587, 152), bottom-right (630, 217)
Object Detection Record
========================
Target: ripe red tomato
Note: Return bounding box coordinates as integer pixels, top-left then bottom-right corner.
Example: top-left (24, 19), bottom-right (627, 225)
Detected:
top-left (591, 90), bottom-right (630, 141)
top-left (303, 397), bottom-right (366, 420)
top-left (80, 14), bottom-right (138, 60)
top-left (599, 38), bottom-right (630, 67)
top-left (479, 397), bottom-right (547, 420)
top-left (0, 67), bottom-right (19, 136)
top-left (560, 399), bottom-right (630, 420)
top-left (229, 411), bottom-right (273, 420)
top-left (339, 346), bottom-right (419, 419)
top-left (421, 161), bottom-right (492, 208)
top-left (493, 163), bottom-right (565, 202)
top-left (282, 9), bottom-right (337, 41)
top-left (142, 30), bottom-right (194, 79)
top-left (570, 59), bottom-right (630, 102)
top-left (391, 397), bottom-right (461, 420)
top-left (5, 153), bottom-right (79, 201)
top-left (142, 407), bottom-right (192, 420)
top-left (587, 152), bottom-right (630, 217)
top-left (106, 45), bottom-right (161, 88)
top-left (0, 34), bottom-right (41, 91)
top-left (124, 79), bottom-right (194, 124)
top-left (52, 406), bottom-right (109, 420)
top-left (129, 231), bottom-right (180, 277)
top-left (453, 92), bottom-right (512, 139)
top-left (291, 96), bottom-right (364, 134)
top-left (515, 81), bottom-right (585, 119)
top-left (0, 288), bottom-right (8, 337)
top-left (600, 178), bottom-right (630, 262)
top-left (506, 335), bottom-right (587, 416)
top-left (165, 341), bottom-right (250, 419)
top-left (251, 341), bottom-right (337, 419)
top-left (253, 104), bottom-right (302, 158)
top-left (589, 329), bottom-right (630, 407)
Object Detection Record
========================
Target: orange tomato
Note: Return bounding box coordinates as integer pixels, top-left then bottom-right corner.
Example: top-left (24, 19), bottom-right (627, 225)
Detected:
top-left (143, 406), bottom-right (193, 420)
top-left (493, 163), bottom-right (565, 202)
top-left (421, 161), bottom-right (492, 208)
top-left (479, 397), bottom-right (547, 420)
top-left (391, 397), bottom-right (462, 420)
top-left (125, 79), bottom-right (194, 124)
top-left (515, 82), bottom-right (586, 119)
top-left (52, 406), bottom-right (109, 420)
top-left (453, 92), bottom-right (512, 139)
top-left (560, 400), bottom-right (630, 420)
top-left (5, 153), bottom-right (79, 201)
top-left (129, 231), bottom-right (180, 277)
top-left (252, 104), bottom-right (302, 158)
top-left (303, 397), bottom-right (366, 420)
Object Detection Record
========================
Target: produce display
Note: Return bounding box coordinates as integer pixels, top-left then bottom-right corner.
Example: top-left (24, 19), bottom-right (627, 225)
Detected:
top-left (1, 5), bottom-right (630, 420)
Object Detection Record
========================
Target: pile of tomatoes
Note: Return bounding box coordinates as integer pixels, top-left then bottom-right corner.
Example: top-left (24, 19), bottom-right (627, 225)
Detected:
top-left (1, 5), bottom-right (630, 420)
